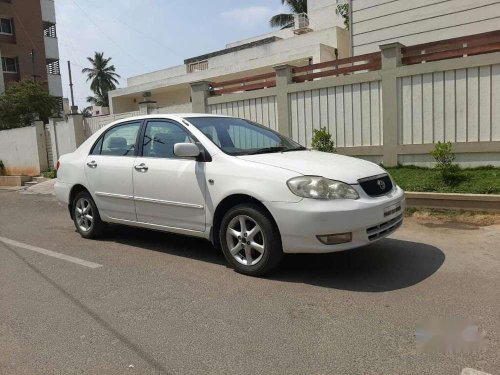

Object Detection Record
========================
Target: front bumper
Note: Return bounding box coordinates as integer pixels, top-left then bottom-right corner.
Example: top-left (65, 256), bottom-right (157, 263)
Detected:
top-left (266, 186), bottom-right (405, 254)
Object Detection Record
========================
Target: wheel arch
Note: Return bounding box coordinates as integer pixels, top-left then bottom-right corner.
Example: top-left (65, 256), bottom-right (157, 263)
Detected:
top-left (68, 184), bottom-right (91, 219)
top-left (211, 194), bottom-right (280, 250)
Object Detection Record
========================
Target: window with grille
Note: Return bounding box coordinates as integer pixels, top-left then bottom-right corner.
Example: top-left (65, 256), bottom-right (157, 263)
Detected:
top-left (43, 23), bottom-right (56, 38)
top-left (187, 60), bottom-right (208, 73)
top-left (47, 60), bottom-right (60, 75)
top-left (1, 57), bottom-right (17, 73)
top-left (0, 18), bottom-right (13, 34)
top-left (55, 97), bottom-right (63, 114)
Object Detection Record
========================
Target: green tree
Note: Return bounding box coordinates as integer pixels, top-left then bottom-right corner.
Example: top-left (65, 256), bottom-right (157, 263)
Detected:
top-left (82, 52), bottom-right (120, 107)
top-left (336, 3), bottom-right (350, 30)
top-left (0, 80), bottom-right (58, 129)
top-left (270, 0), bottom-right (307, 28)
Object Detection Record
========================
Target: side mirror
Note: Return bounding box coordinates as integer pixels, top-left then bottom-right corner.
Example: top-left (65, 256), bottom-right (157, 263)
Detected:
top-left (174, 143), bottom-right (200, 158)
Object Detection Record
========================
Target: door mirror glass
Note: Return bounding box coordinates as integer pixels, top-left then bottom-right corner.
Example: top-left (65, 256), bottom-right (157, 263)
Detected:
top-left (174, 143), bottom-right (200, 158)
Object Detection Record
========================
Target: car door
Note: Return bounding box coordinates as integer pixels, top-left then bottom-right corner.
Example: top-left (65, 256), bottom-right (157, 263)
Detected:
top-left (133, 120), bottom-right (206, 232)
top-left (85, 121), bottom-right (142, 222)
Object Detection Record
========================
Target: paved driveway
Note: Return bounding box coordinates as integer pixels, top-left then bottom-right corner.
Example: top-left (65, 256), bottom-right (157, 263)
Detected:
top-left (0, 190), bottom-right (499, 374)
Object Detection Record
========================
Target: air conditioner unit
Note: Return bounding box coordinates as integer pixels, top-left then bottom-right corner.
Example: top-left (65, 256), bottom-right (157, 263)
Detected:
top-left (293, 13), bottom-right (312, 35)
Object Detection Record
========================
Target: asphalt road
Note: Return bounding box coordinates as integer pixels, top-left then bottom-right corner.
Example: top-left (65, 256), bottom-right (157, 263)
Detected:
top-left (0, 190), bottom-right (499, 375)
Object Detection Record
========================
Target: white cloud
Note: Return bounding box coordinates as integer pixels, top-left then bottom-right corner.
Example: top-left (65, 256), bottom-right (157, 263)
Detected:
top-left (221, 6), bottom-right (282, 27)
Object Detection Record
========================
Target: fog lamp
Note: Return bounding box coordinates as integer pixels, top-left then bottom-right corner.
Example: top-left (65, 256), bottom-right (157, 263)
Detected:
top-left (316, 232), bottom-right (352, 245)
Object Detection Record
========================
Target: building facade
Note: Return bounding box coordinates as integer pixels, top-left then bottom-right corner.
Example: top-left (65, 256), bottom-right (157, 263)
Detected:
top-left (351, 0), bottom-right (500, 55)
top-left (109, 0), bottom-right (349, 114)
top-left (0, 0), bottom-right (63, 107)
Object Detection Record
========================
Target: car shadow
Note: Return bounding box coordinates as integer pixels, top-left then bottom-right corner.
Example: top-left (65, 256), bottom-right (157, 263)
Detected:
top-left (269, 238), bottom-right (445, 292)
top-left (103, 226), bottom-right (445, 292)
top-left (103, 225), bottom-right (226, 266)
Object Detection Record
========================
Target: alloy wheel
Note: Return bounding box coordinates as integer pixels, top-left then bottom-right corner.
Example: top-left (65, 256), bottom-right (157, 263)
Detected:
top-left (225, 215), bottom-right (265, 266)
top-left (75, 198), bottom-right (94, 233)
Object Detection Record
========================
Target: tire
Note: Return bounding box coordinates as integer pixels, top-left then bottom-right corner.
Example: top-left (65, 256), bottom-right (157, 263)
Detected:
top-left (72, 191), bottom-right (107, 239)
top-left (220, 204), bottom-right (283, 276)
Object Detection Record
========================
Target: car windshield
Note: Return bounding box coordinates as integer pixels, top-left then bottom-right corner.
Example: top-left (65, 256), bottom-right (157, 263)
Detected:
top-left (187, 117), bottom-right (305, 156)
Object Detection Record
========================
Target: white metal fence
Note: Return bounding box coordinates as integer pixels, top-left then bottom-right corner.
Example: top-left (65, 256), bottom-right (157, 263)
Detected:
top-left (208, 96), bottom-right (278, 131)
top-left (289, 81), bottom-right (382, 147)
top-left (399, 64), bottom-right (500, 145)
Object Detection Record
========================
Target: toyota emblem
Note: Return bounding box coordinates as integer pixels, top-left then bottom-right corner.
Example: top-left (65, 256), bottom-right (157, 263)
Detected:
top-left (377, 179), bottom-right (386, 190)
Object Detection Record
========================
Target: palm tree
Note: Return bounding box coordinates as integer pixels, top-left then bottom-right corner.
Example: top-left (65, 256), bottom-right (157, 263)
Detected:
top-left (82, 52), bottom-right (120, 107)
top-left (269, 0), bottom-right (307, 29)
top-left (80, 106), bottom-right (93, 118)
top-left (86, 92), bottom-right (108, 107)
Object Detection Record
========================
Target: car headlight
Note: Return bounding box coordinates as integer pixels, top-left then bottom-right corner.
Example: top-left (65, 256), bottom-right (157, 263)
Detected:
top-left (287, 176), bottom-right (359, 200)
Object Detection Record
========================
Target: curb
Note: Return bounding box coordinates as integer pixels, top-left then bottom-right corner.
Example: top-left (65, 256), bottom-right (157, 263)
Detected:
top-left (405, 192), bottom-right (500, 212)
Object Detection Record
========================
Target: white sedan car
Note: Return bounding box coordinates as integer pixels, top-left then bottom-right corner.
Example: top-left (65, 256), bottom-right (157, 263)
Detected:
top-left (55, 114), bottom-right (404, 276)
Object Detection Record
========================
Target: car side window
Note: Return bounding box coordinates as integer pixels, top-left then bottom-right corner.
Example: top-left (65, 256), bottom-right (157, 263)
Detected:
top-left (100, 122), bottom-right (141, 157)
top-left (142, 121), bottom-right (195, 158)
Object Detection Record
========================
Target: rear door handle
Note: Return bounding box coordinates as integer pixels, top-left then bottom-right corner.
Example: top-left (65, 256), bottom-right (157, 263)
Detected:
top-left (134, 163), bottom-right (149, 172)
top-left (86, 161), bottom-right (97, 168)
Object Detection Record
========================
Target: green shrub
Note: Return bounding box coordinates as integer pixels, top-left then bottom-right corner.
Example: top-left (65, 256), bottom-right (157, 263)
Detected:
top-left (431, 142), bottom-right (463, 185)
top-left (311, 127), bottom-right (336, 153)
top-left (42, 169), bottom-right (57, 179)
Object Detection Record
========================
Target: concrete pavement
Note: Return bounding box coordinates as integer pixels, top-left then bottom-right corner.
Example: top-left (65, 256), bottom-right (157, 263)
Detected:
top-left (0, 191), bottom-right (499, 374)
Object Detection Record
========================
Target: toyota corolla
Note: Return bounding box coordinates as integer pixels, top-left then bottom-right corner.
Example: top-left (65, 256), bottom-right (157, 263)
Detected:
top-left (55, 114), bottom-right (405, 276)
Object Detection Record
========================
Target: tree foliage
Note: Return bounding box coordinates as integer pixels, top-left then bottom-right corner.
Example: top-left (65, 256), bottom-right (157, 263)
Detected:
top-left (80, 106), bottom-right (93, 118)
top-left (82, 52), bottom-right (120, 107)
top-left (311, 127), bottom-right (336, 153)
top-left (0, 80), bottom-right (58, 129)
top-left (336, 3), bottom-right (350, 30)
top-left (270, 0), bottom-right (307, 28)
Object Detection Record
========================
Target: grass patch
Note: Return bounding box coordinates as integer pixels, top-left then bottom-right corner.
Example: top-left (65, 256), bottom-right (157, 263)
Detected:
top-left (386, 166), bottom-right (500, 194)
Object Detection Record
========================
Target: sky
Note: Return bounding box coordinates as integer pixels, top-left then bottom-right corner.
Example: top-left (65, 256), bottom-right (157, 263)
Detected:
top-left (55, 0), bottom-right (289, 109)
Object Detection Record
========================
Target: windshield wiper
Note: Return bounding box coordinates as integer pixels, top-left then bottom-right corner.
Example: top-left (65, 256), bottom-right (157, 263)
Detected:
top-left (246, 146), bottom-right (287, 155)
top-left (282, 146), bottom-right (307, 152)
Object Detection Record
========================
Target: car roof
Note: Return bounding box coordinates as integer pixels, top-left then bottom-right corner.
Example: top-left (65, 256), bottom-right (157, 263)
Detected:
top-left (112, 113), bottom-right (231, 123)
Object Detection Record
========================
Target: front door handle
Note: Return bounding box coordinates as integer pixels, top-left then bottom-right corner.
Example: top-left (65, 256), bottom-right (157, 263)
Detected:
top-left (134, 163), bottom-right (149, 172)
top-left (86, 161), bottom-right (97, 168)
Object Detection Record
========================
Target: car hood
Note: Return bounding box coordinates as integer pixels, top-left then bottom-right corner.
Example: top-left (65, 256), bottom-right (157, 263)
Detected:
top-left (237, 150), bottom-right (386, 184)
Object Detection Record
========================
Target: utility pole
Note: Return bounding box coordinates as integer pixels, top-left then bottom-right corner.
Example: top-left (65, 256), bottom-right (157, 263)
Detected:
top-left (67, 61), bottom-right (78, 114)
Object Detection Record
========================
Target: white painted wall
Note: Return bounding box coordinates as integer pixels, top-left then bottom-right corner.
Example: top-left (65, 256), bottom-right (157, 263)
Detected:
top-left (399, 64), bottom-right (500, 145)
top-left (44, 35), bottom-right (59, 61)
top-left (47, 74), bottom-right (63, 97)
top-left (289, 81), bottom-right (382, 147)
top-left (352, 0), bottom-right (500, 54)
top-left (208, 96), bottom-right (278, 131)
top-left (40, 0), bottom-right (56, 23)
top-left (156, 103), bottom-right (193, 114)
top-left (0, 123), bottom-right (48, 176)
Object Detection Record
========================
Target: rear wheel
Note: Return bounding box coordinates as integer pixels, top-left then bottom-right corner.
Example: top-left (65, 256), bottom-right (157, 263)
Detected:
top-left (220, 204), bottom-right (283, 276)
top-left (72, 191), bottom-right (106, 239)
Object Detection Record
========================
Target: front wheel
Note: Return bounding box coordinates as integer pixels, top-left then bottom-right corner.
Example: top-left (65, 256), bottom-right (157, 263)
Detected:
top-left (72, 191), bottom-right (107, 239)
top-left (220, 204), bottom-right (283, 276)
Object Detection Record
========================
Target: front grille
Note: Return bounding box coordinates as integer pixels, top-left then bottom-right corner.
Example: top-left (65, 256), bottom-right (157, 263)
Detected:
top-left (358, 174), bottom-right (393, 197)
top-left (367, 214), bottom-right (403, 241)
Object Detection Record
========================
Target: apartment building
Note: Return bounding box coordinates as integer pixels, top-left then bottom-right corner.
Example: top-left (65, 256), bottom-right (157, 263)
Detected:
top-left (109, 0), bottom-right (349, 114)
top-left (0, 0), bottom-right (63, 108)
